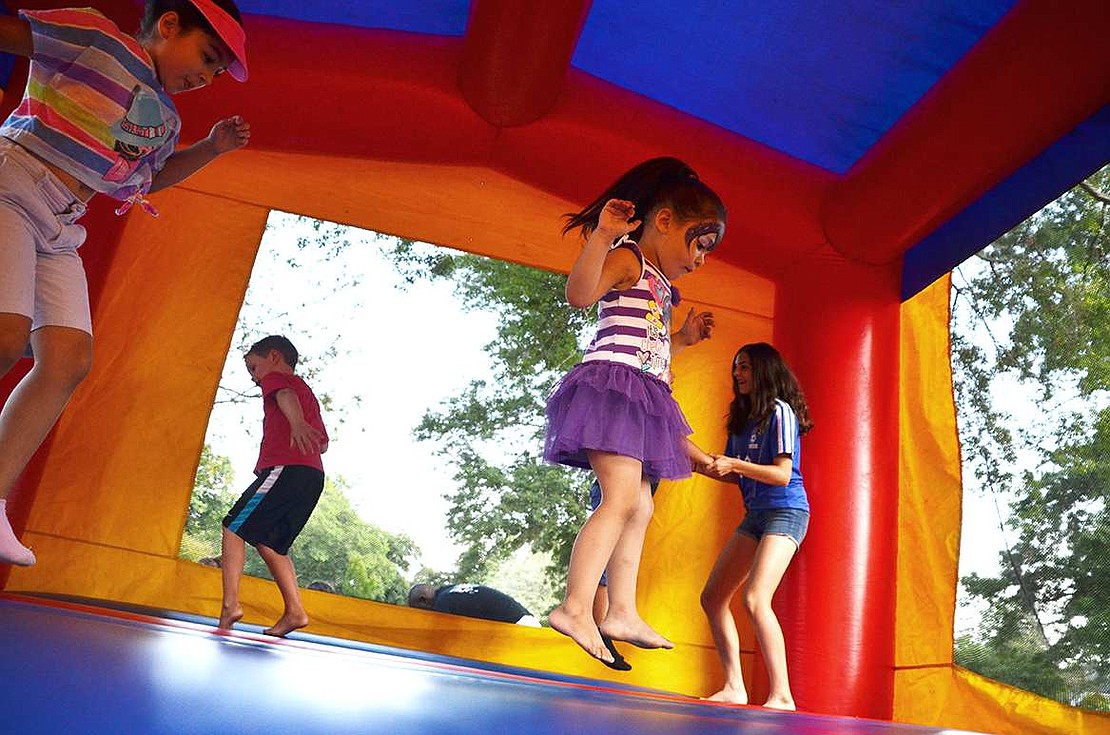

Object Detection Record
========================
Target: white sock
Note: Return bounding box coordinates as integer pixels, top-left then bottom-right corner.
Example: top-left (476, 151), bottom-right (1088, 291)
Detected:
top-left (0, 500), bottom-right (36, 566)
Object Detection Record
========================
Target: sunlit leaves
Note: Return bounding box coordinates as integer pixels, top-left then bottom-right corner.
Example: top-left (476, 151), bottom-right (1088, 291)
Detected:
top-left (383, 241), bottom-right (594, 591)
top-left (182, 449), bottom-right (418, 605)
top-left (952, 165), bottom-right (1110, 710)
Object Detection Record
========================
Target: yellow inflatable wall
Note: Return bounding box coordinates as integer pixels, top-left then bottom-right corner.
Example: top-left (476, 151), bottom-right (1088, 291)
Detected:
top-left (896, 277), bottom-right (1110, 735)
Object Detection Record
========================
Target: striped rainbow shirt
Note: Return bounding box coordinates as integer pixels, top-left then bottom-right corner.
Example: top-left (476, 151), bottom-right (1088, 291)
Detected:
top-left (581, 239), bottom-right (677, 381)
top-left (0, 8), bottom-right (180, 202)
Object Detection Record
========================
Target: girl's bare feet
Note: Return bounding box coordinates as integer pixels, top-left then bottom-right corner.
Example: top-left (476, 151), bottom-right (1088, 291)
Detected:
top-left (599, 615), bottom-right (674, 649)
top-left (217, 605), bottom-right (243, 630)
top-left (549, 605), bottom-right (615, 665)
top-left (762, 695), bottom-right (796, 711)
top-left (263, 611), bottom-right (308, 637)
top-left (704, 685), bottom-right (748, 705)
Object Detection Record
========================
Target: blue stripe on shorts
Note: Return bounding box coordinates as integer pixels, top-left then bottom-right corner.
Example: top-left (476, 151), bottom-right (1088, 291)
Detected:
top-left (227, 466), bottom-right (283, 533)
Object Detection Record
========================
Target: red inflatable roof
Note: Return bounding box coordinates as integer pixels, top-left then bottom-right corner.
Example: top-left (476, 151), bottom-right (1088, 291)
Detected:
top-left (2, 0), bottom-right (1108, 292)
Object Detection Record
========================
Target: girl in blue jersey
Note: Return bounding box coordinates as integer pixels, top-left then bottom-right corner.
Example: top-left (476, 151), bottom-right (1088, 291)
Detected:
top-left (701, 342), bottom-right (812, 710)
top-left (544, 157), bottom-right (725, 667)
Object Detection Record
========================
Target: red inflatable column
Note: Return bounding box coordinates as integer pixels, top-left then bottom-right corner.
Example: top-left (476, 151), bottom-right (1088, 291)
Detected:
top-left (459, 0), bottom-right (590, 127)
top-left (772, 255), bottom-right (901, 719)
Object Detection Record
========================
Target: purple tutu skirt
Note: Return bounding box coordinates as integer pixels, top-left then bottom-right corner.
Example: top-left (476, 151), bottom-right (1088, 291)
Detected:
top-left (544, 361), bottom-right (693, 480)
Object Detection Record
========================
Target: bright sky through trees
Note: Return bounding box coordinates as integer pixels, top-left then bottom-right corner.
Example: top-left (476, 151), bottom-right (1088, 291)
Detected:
top-left (200, 211), bottom-right (500, 572)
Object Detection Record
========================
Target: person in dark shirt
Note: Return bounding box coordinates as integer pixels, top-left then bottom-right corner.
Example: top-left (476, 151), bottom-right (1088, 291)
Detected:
top-left (408, 583), bottom-right (540, 627)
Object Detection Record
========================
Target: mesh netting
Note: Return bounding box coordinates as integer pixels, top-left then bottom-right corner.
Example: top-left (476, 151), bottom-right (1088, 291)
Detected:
top-left (951, 165), bottom-right (1110, 712)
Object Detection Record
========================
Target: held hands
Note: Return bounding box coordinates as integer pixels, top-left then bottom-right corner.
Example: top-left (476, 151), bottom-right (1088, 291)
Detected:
top-left (288, 420), bottom-right (328, 455)
top-left (709, 455), bottom-right (735, 478)
top-left (208, 115), bottom-right (251, 154)
top-left (674, 308), bottom-right (715, 348)
top-left (699, 455), bottom-right (739, 480)
top-left (596, 199), bottom-right (641, 241)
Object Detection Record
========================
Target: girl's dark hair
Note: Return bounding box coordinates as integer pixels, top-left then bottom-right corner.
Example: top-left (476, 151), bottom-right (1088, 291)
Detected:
top-left (246, 335), bottom-right (298, 368)
top-left (140, 0), bottom-right (242, 38)
top-left (563, 157), bottom-right (727, 240)
top-left (727, 342), bottom-right (813, 436)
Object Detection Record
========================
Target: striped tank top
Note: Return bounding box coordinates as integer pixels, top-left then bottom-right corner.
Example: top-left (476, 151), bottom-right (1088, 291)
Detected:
top-left (0, 8), bottom-right (180, 203)
top-left (581, 239), bottom-right (677, 381)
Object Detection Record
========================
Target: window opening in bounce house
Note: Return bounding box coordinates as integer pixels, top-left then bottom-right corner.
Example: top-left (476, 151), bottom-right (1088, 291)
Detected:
top-left (181, 210), bottom-right (587, 619)
top-left (949, 163), bottom-right (1110, 712)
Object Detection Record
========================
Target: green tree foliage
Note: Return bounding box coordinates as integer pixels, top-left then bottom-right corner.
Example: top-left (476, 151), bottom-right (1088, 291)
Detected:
top-left (270, 477), bottom-right (419, 605)
top-left (951, 166), bottom-right (1110, 710)
top-left (182, 447), bottom-right (418, 605)
top-left (387, 241), bottom-right (595, 586)
top-left (212, 213), bottom-right (364, 424)
top-left (180, 444), bottom-right (237, 560)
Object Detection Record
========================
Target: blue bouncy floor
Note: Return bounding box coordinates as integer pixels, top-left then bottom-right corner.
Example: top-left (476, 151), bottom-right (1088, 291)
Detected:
top-left (0, 594), bottom-right (978, 734)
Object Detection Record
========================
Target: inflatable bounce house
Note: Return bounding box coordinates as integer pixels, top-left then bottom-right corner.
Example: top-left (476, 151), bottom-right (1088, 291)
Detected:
top-left (1, 1), bottom-right (1108, 732)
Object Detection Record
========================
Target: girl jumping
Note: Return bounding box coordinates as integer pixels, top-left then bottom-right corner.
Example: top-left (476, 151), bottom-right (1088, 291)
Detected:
top-left (544, 157), bottom-right (726, 666)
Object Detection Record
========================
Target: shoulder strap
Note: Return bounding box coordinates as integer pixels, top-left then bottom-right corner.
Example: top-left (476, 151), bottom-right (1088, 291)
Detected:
top-left (612, 235), bottom-right (646, 282)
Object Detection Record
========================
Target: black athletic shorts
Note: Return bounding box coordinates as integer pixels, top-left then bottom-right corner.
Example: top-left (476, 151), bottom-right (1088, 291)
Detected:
top-left (222, 465), bottom-right (324, 555)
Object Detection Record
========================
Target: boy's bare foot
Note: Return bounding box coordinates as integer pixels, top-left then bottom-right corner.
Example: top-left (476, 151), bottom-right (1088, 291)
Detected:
top-left (704, 686), bottom-right (749, 705)
top-left (217, 605), bottom-right (243, 630)
top-left (263, 612), bottom-right (308, 637)
top-left (762, 695), bottom-right (796, 711)
top-left (599, 615), bottom-right (674, 649)
top-left (549, 605), bottom-right (615, 666)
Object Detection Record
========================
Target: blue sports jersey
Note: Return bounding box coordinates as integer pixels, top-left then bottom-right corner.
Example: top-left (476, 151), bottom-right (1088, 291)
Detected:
top-left (725, 399), bottom-right (809, 511)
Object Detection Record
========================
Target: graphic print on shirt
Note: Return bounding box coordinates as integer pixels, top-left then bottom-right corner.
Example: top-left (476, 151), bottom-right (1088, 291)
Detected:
top-left (105, 86), bottom-right (170, 181)
top-left (637, 269), bottom-right (672, 375)
top-left (745, 425), bottom-right (768, 463)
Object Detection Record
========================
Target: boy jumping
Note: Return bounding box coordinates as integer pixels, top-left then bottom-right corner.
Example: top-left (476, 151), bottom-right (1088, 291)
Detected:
top-left (218, 335), bottom-right (328, 637)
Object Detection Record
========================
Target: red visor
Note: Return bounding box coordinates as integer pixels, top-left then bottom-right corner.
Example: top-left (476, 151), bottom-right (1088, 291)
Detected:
top-left (189, 0), bottom-right (248, 82)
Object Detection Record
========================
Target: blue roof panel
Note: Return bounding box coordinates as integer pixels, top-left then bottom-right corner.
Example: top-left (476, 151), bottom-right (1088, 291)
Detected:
top-left (571, 0), bottom-right (1017, 173)
top-left (235, 0), bottom-right (471, 37)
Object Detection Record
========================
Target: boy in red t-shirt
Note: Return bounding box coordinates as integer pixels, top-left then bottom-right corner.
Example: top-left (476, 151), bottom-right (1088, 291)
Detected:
top-left (217, 335), bottom-right (328, 637)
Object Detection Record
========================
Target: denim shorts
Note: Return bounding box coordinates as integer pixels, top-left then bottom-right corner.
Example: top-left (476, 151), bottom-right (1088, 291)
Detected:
top-left (0, 138), bottom-right (91, 334)
top-left (737, 507), bottom-right (810, 548)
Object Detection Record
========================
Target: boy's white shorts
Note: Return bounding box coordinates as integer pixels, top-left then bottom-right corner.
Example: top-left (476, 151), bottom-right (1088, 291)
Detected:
top-left (0, 137), bottom-right (91, 336)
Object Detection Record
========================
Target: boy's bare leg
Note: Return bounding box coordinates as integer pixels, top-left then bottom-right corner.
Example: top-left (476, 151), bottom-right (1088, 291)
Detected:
top-left (257, 543), bottom-right (308, 637)
top-left (599, 477), bottom-right (673, 649)
top-left (0, 323), bottom-right (92, 566)
top-left (218, 526), bottom-right (246, 629)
